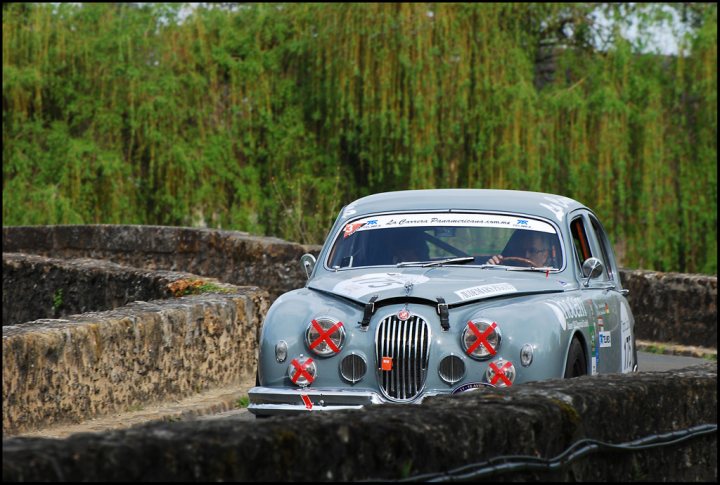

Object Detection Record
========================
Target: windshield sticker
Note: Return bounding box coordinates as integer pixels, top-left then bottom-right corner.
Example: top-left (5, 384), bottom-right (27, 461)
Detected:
top-left (343, 221), bottom-right (366, 238)
top-left (333, 273), bottom-right (430, 299)
top-left (343, 213), bottom-right (556, 234)
top-left (454, 283), bottom-right (517, 301)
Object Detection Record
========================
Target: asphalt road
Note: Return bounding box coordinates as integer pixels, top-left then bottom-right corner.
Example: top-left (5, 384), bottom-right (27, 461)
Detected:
top-left (636, 350), bottom-right (711, 372)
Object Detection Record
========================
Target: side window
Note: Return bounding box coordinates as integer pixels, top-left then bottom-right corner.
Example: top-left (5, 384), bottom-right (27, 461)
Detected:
top-left (571, 214), bottom-right (610, 282)
top-left (570, 217), bottom-right (592, 268)
top-left (590, 216), bottom-right (615, 281)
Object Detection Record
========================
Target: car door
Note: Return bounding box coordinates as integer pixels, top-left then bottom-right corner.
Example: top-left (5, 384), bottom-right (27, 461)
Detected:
top-left (586, 213), bottom-right (636, 373)
top-left (568, 210), bottom-right (621, 375)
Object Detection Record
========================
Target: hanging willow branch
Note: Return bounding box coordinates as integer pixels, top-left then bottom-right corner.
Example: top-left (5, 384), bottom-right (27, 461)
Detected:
top-left (2, 2), bottom-right (716, 274)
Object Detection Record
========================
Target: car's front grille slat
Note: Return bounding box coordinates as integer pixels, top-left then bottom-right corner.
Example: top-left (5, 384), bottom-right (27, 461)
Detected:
top-left (376, 313), bottom-right (430, 401)
top-left (390, 319), bottom-right (396, 393)
top-left (398, 320), bottom-right (407, 399)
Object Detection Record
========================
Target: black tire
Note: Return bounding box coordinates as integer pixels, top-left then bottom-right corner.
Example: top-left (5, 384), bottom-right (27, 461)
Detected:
top-left (564, 338), bottom-right (587, 378)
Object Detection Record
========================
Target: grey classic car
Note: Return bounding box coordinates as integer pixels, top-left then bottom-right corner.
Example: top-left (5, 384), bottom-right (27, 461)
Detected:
top-left (248, 189), bottom-right (637, 415)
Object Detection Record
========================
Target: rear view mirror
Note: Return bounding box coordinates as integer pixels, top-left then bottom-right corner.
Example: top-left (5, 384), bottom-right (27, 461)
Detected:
top-left (300, 253), bottom-right (317, 279)
top-left (582, 257), bottom-right (604, 286)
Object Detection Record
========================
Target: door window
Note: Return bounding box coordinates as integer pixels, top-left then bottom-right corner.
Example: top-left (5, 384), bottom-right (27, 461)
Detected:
top-left (589, 216), bottom-right (616, 282)
top-left (570, 216), bottom-right (591, 268)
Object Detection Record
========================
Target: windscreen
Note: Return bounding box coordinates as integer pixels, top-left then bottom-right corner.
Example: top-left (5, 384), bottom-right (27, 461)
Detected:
top-left (327, 213), bottom-right (563, 269)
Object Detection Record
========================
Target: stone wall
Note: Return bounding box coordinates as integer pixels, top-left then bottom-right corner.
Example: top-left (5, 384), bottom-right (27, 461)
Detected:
top-left (620, 269), bottom-right (717, 347)
top-left (2, 225), bottom-right (716, 348)
top-left (3, 252), bottom-right (209, 326)
top-left (2, 264), bottom-right (269, 434)
top-left (2, 224), bottom-right (317, 301)
top-left (2, 364), bottom-right (716, 481)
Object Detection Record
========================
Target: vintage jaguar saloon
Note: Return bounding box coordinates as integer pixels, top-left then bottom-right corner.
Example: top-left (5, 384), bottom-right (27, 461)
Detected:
top-left (248, 189), bottom-right (637, 415)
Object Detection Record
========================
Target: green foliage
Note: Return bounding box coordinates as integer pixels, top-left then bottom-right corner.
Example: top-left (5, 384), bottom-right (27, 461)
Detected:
top-left (2, 3), bottom-right (716, 274)
top-left (52, 288), bottom-right (63, 313)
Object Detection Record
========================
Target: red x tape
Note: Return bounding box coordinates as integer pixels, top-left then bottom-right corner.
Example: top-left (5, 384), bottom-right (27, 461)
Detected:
top-left (489, 361), bottom-right (513, 386)
top-left (466, 321), bottom-right (498, 356)
top-left (309, 319), bottom-right (343, 353)
top-left (290, 357), bottom-right (315, 384)
top-left (301, 394), bottom-right (313, 410)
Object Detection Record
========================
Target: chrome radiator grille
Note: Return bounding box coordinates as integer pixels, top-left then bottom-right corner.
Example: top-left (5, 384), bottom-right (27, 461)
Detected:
top-left (375, 314), bottom-right (430, 401)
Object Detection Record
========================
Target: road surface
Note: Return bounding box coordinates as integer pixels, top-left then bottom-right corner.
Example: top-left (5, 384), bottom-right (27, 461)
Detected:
top-left (636, 350), bottom-right (710, 372)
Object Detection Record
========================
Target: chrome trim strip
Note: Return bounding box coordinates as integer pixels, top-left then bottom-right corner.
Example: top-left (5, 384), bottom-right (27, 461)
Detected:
top-left (247, 386), bottom-right (450, 416)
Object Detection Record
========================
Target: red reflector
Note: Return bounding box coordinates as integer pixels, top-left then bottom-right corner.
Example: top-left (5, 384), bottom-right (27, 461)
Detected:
top-left (381, 356), bottom-right (393, 371)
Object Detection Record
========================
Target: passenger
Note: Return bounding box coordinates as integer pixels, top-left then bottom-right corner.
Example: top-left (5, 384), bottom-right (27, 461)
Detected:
top-left (383, 229), bottom-right (428, 265)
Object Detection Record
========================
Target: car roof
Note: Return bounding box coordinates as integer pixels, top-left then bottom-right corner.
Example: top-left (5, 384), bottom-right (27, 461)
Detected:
top-left (342, 189), bottom-right (587, 222)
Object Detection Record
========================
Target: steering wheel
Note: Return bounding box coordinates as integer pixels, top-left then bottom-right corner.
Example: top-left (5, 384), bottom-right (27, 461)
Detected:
top-left (500, 256), bottom-right (537, 267)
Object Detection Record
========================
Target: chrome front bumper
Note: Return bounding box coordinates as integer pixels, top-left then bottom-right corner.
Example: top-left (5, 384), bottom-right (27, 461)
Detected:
top-left (247, 386), bottom-right (447, 416)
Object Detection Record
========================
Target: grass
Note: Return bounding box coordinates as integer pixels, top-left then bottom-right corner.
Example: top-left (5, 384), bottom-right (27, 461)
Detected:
top-left (641, 343), bottom-right (668, 355)
top-left (52, 288), bottom-right (63, 312)
top-left (639, 342), bottom-right (717, 361)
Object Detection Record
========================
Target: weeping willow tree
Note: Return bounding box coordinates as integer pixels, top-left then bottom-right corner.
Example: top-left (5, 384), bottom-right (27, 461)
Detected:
top-left (2, 3), bottom-right (716, 274)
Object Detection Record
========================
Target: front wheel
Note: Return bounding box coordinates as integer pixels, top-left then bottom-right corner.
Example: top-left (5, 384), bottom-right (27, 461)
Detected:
top-left (564, 338), bottom-right (587, 378)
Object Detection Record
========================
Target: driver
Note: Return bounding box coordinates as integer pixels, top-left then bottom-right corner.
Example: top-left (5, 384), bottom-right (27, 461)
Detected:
top-left (487, 231), bottom-right (556, 267)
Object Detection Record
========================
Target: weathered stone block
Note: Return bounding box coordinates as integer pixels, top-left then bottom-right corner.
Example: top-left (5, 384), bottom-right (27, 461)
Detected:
top-left (3, 288), bottom-right (269, 435)
top-left (3, 225), bottom-right (319, 300)
top-left (620, 269), bottom-right (717, 347)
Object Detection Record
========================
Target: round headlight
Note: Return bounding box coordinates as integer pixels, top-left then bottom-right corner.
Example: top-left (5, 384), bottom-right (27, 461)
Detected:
top-left (306, 317), bottom-right (346, 356)
top-left (520, 344), bottom-right (534, 367)
top-left (288, 354), bottom-right (316, 387)
top-left (462, 319), bottom-right (501, 360)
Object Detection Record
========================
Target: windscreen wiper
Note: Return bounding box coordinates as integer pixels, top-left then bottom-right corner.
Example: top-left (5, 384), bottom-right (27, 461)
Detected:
top-left (397, 256), bottom-right (475, 268)
top-left (499, 266), bottom-right (557, 272)
top-left (473, 264), bottom-right (558, 272)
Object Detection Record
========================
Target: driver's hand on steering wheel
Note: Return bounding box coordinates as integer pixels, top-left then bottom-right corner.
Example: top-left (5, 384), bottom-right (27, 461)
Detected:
top-left (487, 254), bottom-right (503, 265)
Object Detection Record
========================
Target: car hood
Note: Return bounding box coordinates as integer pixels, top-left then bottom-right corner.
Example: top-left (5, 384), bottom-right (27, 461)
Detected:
top-left (308, 266), bottom-right (571, 306)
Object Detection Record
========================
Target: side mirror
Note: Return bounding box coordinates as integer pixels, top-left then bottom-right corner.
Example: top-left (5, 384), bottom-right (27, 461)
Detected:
top-left (581, 257), bottom-right (604, 287)
top-left (300, 253), bottom-right (317, 279)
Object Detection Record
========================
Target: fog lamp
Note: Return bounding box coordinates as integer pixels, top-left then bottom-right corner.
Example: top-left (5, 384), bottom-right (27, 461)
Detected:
top-left (486, 359), bottom-right (516, 387)
top-left (288, 354), bottom-right (316, 387)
